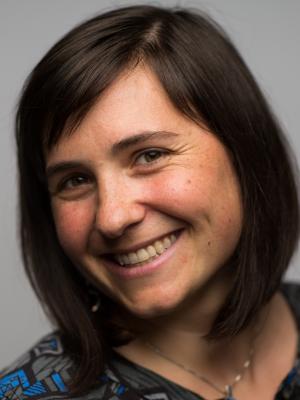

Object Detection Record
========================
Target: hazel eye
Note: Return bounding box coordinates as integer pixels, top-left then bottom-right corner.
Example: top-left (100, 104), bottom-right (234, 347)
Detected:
top-left (57, 174), bottom-right (92, 193)
top-left (63, 176), bottom-right (89, 189)
top-left (135, 149), bottom-right (167, 165)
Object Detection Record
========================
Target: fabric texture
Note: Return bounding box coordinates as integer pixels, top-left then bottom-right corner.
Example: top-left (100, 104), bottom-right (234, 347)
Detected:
top-left (1, 282), bottom-right (300, 400)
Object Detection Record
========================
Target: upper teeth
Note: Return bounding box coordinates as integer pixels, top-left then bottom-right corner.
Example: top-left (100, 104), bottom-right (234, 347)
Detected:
top-left (114, 233), bottom-right (177, 266)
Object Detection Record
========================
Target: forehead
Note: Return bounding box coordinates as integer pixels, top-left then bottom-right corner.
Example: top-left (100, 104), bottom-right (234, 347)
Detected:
top-left (46, 65), bottom-right (193, 158)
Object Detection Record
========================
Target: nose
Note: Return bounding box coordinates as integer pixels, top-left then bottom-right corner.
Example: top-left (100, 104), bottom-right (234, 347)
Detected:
top-left (94, 174), bottom-right (146, 239)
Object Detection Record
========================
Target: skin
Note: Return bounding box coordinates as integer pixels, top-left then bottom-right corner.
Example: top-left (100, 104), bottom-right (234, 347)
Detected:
top-left (47, 64), bottom-right (242, 323)
top-left (46, 65), bottom-right (298, 399)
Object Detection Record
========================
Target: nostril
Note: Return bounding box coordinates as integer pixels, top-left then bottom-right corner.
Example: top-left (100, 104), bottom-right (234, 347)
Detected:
top-left (94, 199), bottom-right (146, 239)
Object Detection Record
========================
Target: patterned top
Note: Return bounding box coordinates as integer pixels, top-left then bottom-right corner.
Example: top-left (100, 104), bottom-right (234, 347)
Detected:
top-left (1, 283), bottom-right (300, 400)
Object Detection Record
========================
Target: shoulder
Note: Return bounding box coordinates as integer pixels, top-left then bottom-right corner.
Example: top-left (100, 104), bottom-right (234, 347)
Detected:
top-left (0, 333), bottom-right (141, 400)
top-left (0, 332), bottom-right (73, 399)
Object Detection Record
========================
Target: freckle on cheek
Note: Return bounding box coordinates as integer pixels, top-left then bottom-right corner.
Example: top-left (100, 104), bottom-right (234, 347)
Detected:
top-left (179, 254), bottom-right (189, 264)
top-left (208, 241), bottom-right (211, 247)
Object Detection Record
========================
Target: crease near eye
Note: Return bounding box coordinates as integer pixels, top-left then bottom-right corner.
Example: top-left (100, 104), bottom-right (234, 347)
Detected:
top-left (49, 148), bottom-right (172, 197)
top-left (50, 173), bottom-right (94, 199)
top-left (134, 148), bottom-right (170, 166)
top-left (61, 175), bottom-right (90, 190)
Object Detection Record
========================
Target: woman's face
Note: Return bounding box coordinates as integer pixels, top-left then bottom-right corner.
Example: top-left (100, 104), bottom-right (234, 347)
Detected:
top-left (46, 65), bottom-right (243, 318)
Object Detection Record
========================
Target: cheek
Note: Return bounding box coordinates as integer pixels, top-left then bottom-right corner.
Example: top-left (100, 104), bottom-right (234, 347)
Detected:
top-left (147, 164), bottom-right (242, 240)
top-left (145, 170), bottom-right (212, 222)
top-left (51, 200), bottom-right (95, 256)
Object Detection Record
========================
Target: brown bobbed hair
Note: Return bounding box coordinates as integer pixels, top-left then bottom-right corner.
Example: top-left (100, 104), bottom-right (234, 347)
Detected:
top-left (16, 4), bottom-right (299, 395)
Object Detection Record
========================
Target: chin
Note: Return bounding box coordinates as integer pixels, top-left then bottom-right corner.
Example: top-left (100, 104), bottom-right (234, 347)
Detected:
top-left (128, 303), bottom-right (176, 319)
top-left (117, 288), bottom-right (188, 320)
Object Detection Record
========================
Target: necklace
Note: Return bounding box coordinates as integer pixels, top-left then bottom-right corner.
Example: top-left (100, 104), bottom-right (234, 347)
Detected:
top-left (145, 340), bottom-right (255, 400)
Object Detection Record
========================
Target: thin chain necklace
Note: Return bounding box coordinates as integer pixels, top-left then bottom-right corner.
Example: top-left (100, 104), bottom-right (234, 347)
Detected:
top-left (145, 339), bottom-right (255, 400)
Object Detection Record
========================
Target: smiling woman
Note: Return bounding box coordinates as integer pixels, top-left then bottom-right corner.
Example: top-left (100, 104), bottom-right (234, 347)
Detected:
top-left (1, 5), bottom-right (299, 400)
top-left (46, 65), bottom-right (243, 321)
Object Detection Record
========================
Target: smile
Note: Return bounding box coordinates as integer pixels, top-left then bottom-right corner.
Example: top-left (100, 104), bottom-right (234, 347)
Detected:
top-left (112, 232), bottom-right (178, 267)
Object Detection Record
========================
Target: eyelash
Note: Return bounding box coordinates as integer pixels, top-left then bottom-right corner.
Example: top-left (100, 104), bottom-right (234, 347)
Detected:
top-left (57, 174), bottom-right (91, 192)
top-left (54, 148), bottom-right (169, 194)
top-left (134, 148), bottom-right (169, 167)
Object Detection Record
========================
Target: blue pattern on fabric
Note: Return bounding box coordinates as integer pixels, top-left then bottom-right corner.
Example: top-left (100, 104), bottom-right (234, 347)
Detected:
top-left (51, 372), bottom-right (68, 392)
top-left (23, 382), bottom-right (47, 396)
top-left (116, 384), bottom-right (126, 395)
top-left (49, 338), bottom-right (59, 351)
top-left (0, 369), bottom-right (30, 396)
top-left (1, 283), bottom-right (300, 399)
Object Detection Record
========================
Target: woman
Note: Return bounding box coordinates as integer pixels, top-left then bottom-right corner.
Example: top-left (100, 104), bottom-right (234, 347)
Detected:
top-left (0, 5), bottom-right (299, 400)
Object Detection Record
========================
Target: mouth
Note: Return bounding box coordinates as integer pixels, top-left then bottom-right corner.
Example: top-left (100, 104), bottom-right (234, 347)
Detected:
top-left (104, 230), bottom-right (182, 268)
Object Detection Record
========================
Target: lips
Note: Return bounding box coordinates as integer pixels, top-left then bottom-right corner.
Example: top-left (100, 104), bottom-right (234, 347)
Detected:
top-left (103, 230), bottom-right (182, 268)
top-left (100, 229), bottom-right (183, 279)
top-left (114, 232), bottom-right (177, 266)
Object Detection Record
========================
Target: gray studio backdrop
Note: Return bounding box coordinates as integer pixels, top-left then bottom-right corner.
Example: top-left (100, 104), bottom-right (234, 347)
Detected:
top-left (1, 0), bottom-right (299, 365)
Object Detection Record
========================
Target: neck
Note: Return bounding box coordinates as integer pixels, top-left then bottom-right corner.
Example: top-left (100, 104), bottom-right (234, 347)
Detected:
top-left (115, 271), bottom-right (267, 374)
top-left (113, 292), bottom-right (299, 400)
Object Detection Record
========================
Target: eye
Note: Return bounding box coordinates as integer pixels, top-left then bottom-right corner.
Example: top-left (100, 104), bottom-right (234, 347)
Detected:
top-left (61, 175), bottom-right (90, 190)
top-left (52, 173), bottom-right (94, 198)
top-left (135, 149), bottom-right (168, 166)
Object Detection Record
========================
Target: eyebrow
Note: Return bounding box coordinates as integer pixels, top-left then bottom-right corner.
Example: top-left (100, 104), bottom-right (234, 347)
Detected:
top-left (46, 161), bottom-right (84, 180)
top-left (46, 130), bottom-right (179, 180)
top-left (110, 130), bottom-right (179, 154)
